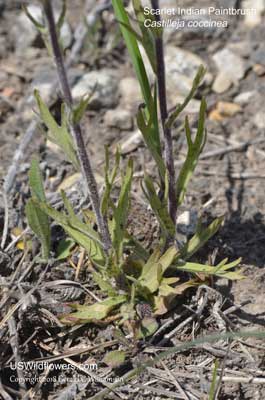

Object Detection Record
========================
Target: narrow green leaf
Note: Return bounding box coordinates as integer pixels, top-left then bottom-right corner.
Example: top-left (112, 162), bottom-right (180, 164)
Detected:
top-left (23, 5), bottom-right (46, 31)
top-left (61, 296), bottom-right (126, 324)
top-left (35, 200), bottom-right (105, 265)
top-left (29, 159), bottom-right (46, 202)
top-left (56, 0), bottom-right (66, 33)
top-left (112, 0), bottom-right (152, 109)
top-left (123, 233), bottom-right (149, 261)
top-left (56, 238), bottom-right (75, 260)
top-left (72, 92), bottom-right (93, 124)
top-left (181, 217), bottom-right (223, 260)
top-left (158, 246), bottom-right (178, 274)
top-left (166, 65), bottom-right (206, 129)
top-left (92, 271), bottom-right (116, 296)
top-left (176, 258), bottom-right (244, 280)
top-left (142, 175), bottom-right (175, 238)
top-left (176, 98), bottom-right (207, 206)
top-left (137, 98), bottom-right (165, 178)
top-left (25, 199), bottom-right (50, 260)
top-left (112, 0), bottom-right (162, 176)
top-left (112, 158), bottom-right (133, 261)
top-left (139, 262), bottom-right (162, 293)
top-left (132, 0), bottom-right (157, 73)
top-left (101, 147), bottom-right (120, 216)
top-left (60, 190), bottom-right (76, 218)
top-left (209, 360), bottom-right (219, 400)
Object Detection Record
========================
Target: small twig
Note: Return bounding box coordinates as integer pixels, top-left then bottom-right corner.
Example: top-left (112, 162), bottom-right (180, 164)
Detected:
top-left (35, 339), bottom-right (117, 363)
top-left (134, 383), bottom-right (182, 399)
top-left (42, 0), bottom-right (111, 253)
top-left (158, 289), bottom-right (208, 346)
top-left (199, 170), bottom-right (265, 179)
top-left (221, 376), bottom-right (265, 384)
top-left (1, 190), bottom-right (9, 249)
top-left (0, 380), bottom-right (13, 400)
top-left (151, 0), bottom-right (177, 229)
top-left (201, 137), bottom-right (265, 160)
top-left (7, 317), bottom-right (28, 398)
top-left (158, 355), bottom-right (190, 400)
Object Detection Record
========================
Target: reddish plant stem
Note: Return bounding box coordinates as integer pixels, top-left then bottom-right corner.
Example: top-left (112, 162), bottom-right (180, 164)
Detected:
top-left (151, 0), bottom-right (177, 229)
top-left (42, 0), bottom-right (112, 253)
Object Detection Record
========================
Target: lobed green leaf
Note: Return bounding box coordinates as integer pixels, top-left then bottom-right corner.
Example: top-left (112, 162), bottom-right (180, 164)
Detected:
top-left (176, 98), bottom-right (207, 206)
top-left (166, 65), bottom-right (206, 129)
top-left (35, 90), bottom-right (80, 171)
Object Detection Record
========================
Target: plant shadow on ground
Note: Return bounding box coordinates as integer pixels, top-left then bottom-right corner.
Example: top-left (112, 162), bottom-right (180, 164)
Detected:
top-left (201, 153), bottom-right (265, 329)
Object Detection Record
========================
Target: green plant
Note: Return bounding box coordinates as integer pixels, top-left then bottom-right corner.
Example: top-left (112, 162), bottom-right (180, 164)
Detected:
top-left (25, 0), bottom-right (243, 338)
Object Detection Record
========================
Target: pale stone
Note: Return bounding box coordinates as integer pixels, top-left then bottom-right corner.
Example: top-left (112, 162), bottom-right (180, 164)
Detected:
top-left (234, 91), bottom-right (256, 105)
top-left (104, 109), bottom-right (133, 130)
top-left (72, 70), bottom-right (119, 109)
top-left (253, 111), bottom-right (265, 129)
top-left (213, 48), bottom-right (246, 83)
top-left (212, 72), bottom-right (232, 94)
top-left (217, 101), bottom-right (242, 117)
top-left (177, 210), bottom-right (198, 236)
top-left (119, 77), bottom-right (142, 112)
top-left (243, 0), bottom-right (265, 27)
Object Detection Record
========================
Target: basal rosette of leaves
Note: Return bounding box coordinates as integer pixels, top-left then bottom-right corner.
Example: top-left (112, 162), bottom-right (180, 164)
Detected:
top-left (25, 0), bottom-right (244, 339)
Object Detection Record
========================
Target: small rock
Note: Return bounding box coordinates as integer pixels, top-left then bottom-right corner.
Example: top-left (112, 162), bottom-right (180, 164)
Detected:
top-left (29, 66), bottom-right (57, 104)
top-left (209, 102), bottom-right (242, 121)
top-left (212, 72), bottom-right (232, 94)
top-left (165, 46), bottom-right (208, 104)
top-left (252, 45), bottom-right (265, 65)
top-left (228, 41), bottom-right (252, 58)
top-left (12, 5), bottom-right (72, 54)
top-left (119, 77), bottom-right (142, 112)
top-left (177, 210), bottom-right (198, 237)
top-left (119, 130), bottom-right (142, 155)
top-left (213, 48), bottom-right (246, 83)
top-left (253, 64), bottom-right (265, 76)
top-left (165, 45), bottom-right (207, 84)
top-left (217, 101), bottom-right (242, 117)
top-left (253, 111), bottom-right (265, 129)
top-left (140, 45), bottom-right (207, 100)
top-left (104, 109), bottom-right (133, 131)
top-left (72, 69), bottom-right (119, 109)
top-left (243, 0), bottom-right (265, 27)
top-left (209, 109), bottom-right (225, 122)
top-left (234, 91), bottom-right (256, 105)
